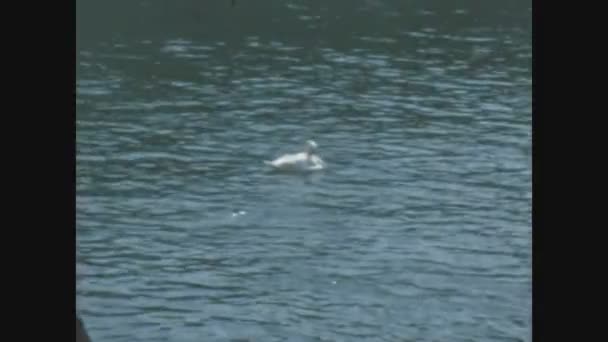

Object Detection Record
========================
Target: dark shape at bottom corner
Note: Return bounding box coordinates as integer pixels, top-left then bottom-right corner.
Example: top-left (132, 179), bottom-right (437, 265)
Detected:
top-left (77, 316), bottom-right (92, 342)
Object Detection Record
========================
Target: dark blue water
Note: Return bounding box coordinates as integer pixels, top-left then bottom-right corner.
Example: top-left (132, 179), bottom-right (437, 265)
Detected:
top-left (77, 1), bottom-right (531, 341)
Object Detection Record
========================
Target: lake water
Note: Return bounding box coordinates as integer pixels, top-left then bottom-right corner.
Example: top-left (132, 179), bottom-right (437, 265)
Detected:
top-left (77, 1), bottom-right (532, 341)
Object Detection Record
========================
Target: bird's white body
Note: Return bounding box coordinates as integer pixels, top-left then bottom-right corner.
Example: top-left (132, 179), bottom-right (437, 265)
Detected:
top-left (264, 140), bottom-right (326, 172)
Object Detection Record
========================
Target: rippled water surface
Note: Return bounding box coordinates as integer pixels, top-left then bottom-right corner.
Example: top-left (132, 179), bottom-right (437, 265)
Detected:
top-left (77, 1), bottom-right (532, 341)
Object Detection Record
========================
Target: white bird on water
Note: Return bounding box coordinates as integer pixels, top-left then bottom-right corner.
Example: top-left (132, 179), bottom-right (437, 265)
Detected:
top-left (264, 140), bottom-right (326, 172)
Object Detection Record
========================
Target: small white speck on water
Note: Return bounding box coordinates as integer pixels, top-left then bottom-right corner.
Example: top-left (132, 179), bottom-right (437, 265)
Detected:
top-left (232, 210), bottom-right (247, 217)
